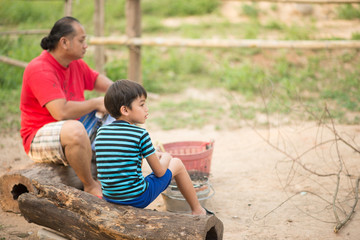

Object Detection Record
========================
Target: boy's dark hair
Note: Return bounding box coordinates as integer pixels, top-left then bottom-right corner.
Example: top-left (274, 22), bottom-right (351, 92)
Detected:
top-left (105, 79), bottom-right (147, 119)
top-left (41, 16), bottom-right (80, 51)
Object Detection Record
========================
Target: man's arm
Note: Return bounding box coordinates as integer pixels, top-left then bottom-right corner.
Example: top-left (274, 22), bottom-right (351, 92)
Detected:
top-left (45, 74), bottom-right (113, 121)
top-left (94, 74), bottom-right (113, 92)
top-left (45, 97), bottom-right (106, 121)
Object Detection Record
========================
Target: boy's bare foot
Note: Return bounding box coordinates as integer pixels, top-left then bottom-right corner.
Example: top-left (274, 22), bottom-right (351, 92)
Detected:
top-left (192, 207), bottom-right (214, 216)
top-left (192, 207), bottom-right (206, 215)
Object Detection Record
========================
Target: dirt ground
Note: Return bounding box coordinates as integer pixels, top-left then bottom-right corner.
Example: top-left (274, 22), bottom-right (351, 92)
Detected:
top-left (1, 121), bottom-right (360, 239)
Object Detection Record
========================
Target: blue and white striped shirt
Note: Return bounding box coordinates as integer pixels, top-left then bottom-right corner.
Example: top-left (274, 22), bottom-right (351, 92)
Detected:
top-left (95, 120), bottom-right (155, 201)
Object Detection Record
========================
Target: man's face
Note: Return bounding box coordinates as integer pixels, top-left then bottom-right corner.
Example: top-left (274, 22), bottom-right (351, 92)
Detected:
top-left (66, 23), bottom-right (88, 60)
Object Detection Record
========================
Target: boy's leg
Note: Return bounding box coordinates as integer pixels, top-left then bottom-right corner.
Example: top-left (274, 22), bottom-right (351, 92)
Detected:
top-left (60, 120), bottom-right (102, 196)
top-left (168, 158), bottom-right (206, 215)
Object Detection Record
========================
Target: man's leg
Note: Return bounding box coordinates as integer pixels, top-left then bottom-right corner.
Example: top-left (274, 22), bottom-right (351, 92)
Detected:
top-left (60, 120), bottom-right (102, 196)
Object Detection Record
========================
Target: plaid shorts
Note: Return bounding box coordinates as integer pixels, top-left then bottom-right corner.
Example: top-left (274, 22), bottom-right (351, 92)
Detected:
top-left (28, 121), bottom-right (68, 166)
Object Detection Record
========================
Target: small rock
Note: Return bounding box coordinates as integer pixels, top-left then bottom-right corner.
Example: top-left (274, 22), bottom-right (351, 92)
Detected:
top-left (10, 231), bottom-right (30, 238)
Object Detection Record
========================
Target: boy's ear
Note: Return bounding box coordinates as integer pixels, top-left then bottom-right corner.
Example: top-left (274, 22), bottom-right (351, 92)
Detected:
top-left (120, 106), bottom-right (128, 115)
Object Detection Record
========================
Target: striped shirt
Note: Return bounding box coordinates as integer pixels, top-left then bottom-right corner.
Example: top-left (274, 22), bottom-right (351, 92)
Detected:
top-left (95, 120), bottom-right (156, 201)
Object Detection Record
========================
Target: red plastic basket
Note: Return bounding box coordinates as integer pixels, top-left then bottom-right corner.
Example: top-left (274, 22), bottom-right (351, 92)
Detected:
top-left (161, 140), bottom-right (214, 175)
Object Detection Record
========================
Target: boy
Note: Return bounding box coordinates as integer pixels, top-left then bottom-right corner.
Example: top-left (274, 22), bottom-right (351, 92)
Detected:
top-left (95, 79), bottom-right (211, 215)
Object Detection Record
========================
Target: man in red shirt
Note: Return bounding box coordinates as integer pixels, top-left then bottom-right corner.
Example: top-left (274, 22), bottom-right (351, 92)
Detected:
top-left (20, 16), bottom-right (113, 197)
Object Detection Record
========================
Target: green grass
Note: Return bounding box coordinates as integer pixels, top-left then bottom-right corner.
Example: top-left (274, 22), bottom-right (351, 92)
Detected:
top-left (242, 3), bottom-right (260, 18)
top-left (148, 99), bottom-right (225, 130)
top-left (0, 88), bottom-right (21, 131)
top-left (352, 32), bottom-right (360, 40)
top-left (142, 0), bottom-right (219, 17)
top-left (0, 0), bottom-right (64, 28)
top-left (0, 36), bottom-right (41, 89)
top-left (337, 4), bottom-right (360, 20)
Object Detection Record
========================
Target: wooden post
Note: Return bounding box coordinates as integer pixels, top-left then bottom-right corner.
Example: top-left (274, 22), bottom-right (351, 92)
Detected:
top-left (94, 0), bottom-right (105, 75)
top-left (126, 0), bottom-right (142, 83)
top-left (64, 0), bottom-right (73, 16)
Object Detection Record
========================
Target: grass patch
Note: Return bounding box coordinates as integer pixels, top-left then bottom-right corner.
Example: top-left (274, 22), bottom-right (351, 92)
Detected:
top-left (148, 99), bottom-right (224, 130)
top-left (242, 3), bottom-right (260, 18)
top-left (0, 35), bottom-right (42, 89)
top-left (351, 32), bottom-right (360, 40)
top-left (0, 88), bottom-right (21, 131)
top-left (142, 48), bottom-right (208, 93)
top-left (0, 0), bottom-right (63, 28)
top-left (142, 0), bottom-right (219, 17)
top-left (337, 4), bottom-right (360, 20)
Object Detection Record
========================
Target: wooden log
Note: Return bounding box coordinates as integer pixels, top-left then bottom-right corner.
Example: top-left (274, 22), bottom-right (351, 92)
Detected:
top-left (17, 178), bottom-right (223, 239)
top-left (0, 163), bottom-right (93, 213)
top-left (0, 164), bottom-right (223, 239)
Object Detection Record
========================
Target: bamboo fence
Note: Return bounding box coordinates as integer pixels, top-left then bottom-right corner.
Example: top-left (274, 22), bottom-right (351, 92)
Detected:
top-left (89, 36), bottom-right (360, 49)
top-left (2, 0), bottom-right (360, 81)
top-left (0, 56), bottom-right (28, 68)
top-left (0, 30), bottom-right (49, 36)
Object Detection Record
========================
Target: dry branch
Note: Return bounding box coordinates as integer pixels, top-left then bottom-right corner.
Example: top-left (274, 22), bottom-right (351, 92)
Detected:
top-left (334, 177), bottom-right (360, 232)
top-left (231, 91), bottom-right (360, 233)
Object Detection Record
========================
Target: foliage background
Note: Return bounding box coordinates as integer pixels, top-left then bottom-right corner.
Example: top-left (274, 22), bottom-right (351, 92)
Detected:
top-left (0, 0), bottom-right (359, 131)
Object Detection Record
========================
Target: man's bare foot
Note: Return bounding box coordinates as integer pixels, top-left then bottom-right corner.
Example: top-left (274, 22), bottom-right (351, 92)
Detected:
top-left (84, 180), bottom-right (102, 197)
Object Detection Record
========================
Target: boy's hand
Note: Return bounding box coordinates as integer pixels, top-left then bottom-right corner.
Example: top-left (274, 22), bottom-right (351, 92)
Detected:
top-left (156, 152), bottom-right (171, 161)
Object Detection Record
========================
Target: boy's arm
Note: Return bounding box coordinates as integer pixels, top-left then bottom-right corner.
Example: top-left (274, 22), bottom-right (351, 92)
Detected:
top-left (146, 152), bottom-right (172, 177)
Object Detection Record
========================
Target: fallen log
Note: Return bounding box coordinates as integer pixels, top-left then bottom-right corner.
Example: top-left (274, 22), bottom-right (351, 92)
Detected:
top-left (0, 164), bottom-right (223, 239)
top-left (0, 163), bottom-right (95, 213)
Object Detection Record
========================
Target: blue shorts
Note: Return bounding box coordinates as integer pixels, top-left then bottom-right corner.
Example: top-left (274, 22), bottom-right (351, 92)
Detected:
top-left (103, 169), bottom-right (173, 208)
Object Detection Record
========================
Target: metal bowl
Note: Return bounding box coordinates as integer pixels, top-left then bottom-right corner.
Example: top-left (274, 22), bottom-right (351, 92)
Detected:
top-left (161, 183), bottom-right (214, 213)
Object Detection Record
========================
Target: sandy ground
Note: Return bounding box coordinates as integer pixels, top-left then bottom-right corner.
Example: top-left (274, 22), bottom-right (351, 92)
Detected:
top-left (1, 122), bottom-right (360, 239)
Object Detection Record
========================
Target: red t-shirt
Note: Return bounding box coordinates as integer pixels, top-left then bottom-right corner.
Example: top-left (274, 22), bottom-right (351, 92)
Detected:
top-left (20, 50), bottom-right (99, 153)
